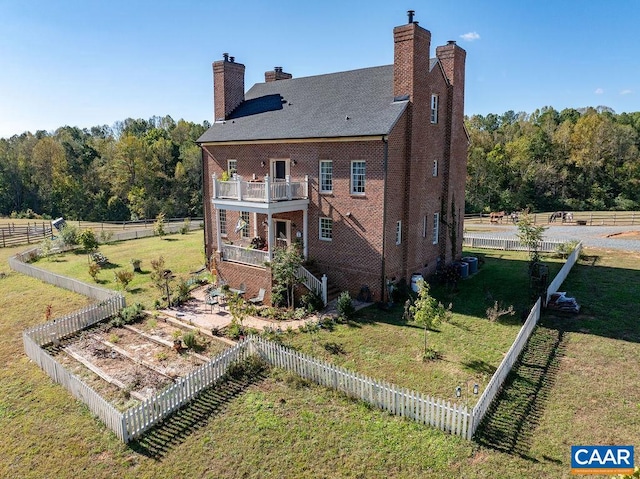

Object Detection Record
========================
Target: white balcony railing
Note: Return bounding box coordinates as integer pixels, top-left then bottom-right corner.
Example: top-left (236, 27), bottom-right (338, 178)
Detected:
top-left (213, 174), bottom-right (308, 203)
top-left (221, 244), bottom-right (269, 267)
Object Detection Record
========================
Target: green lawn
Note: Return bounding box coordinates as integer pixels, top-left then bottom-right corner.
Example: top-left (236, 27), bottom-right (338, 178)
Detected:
top-left (1, 237), bottom-right (639, 478)
top-left (31, 231), bottom-right (207, 307)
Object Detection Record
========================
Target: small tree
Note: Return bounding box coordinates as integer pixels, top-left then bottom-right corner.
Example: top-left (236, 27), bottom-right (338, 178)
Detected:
top-left (154, 212), bottom-right (166, 238)
top-left (78, 229), bottom-right (99, 254)
top-left (516, 210), bottom-right (547, 265)
top-left (409, 280), bottom-right (451, 360)
top-left (227, 293), bottom-right (247, 329)
top-left (270, 245), bottom-right (303, 309)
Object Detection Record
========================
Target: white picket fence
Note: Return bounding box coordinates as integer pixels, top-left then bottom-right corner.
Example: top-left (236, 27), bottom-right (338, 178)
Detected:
top-left (13, 238), bottom-right (583, 443)
top-left (122, 340), bottom-right (253, 442)
top-left (468, 298), bottom-right (542, 438)
top-left (251, 336), bottom-right (471, 438)
top-left (546, 242), bottom-right (583, 304)
top-left (463, 234), bottom-right (566, 252)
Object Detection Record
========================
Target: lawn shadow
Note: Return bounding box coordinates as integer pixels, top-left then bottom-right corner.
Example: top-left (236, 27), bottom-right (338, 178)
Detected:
top-left (462, 359), bottom-right (496, 376)
top-left (129, 369), bottom-right (267, 459)
top-left (474, 325), bottom-right (566, 459)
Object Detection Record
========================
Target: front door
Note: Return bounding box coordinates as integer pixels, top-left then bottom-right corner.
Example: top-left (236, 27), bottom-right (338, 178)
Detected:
top-left (271, 159), bottom-right (289, 181)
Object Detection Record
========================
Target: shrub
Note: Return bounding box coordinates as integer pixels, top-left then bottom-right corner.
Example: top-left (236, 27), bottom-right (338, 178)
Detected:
top-left (173, 278), bottom-right (191, 306)
top-left (78, 229), bottom-right (99, 253)
top-left (88, 262), bottom-right (101, 281)
top-left (555, 240), bottom-right (581, 260)
top-left (486, 301), bottom-right (515, 322)
top-left (300, 291), bottom-right (324, 313)
top-left (116, 303), bottom-right (145, 325)
top-left (114, 270), bottom-right (134, 290)
top-left (336, 291), bottom-right (355, 321)
top-left (58, 224), bottom-right (79, 246)
top-left (181, 330), bottom-right (200, 350)
top-left (179, 218), bottom-right (191, 235)
top-left (226, 319), bottom-right (243, 340)
top-left (293, 307), bottom-right (307, 320)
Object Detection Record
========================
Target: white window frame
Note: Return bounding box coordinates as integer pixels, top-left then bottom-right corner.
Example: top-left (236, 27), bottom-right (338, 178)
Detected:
top-left (219, 209), bottom-right (227, 237)
top-left (227, 159), bottom-right (237, 177)
top-left (319, 160), bottom-right (333, 194)
top-left (432, 159), bottom-right (438, 177)
top-left (240, 211), bottom-right (250, 238)
top-left (433, 212), bottom-right (440, 245)
top-left (319, 217), bottom-right (333, 241)
top-left (395, 220), bottom-right (402, 245)
top-left (422, 215), bottom-right (427, 238)
top-left (350, 160), bottom-right (366, 195)
top-left (430, 94), bottom-right (439, 124)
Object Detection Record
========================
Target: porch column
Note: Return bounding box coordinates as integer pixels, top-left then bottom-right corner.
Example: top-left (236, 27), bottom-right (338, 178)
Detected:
top-left (267, 212), bottom-right (273, 261)
top-left (252, 212), bottom-right (258, 238)
top-left (303, 207), bottom-right (308, 258)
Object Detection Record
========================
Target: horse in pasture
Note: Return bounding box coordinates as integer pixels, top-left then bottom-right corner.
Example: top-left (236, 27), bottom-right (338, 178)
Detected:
top-left (489, 211), bottom-right (506, 223)
top-left (549, 211), bottom-right (573, 223)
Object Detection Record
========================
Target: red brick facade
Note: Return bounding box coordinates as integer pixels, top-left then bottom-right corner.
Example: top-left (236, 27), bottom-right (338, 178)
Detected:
top-left (201, 17), bottom-right (467, 304)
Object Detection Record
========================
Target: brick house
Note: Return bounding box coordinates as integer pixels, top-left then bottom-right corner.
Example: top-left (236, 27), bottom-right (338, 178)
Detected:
top-left (197, 11), bottom-right (467, 305)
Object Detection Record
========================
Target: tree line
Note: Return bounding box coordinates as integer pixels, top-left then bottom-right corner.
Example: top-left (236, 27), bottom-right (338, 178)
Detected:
top-left (3, 107), bottom-right (640, 221)
top-left (465, 106), bottom-right (640, 213)
top-left (0, 115), bottom-right (208, 221)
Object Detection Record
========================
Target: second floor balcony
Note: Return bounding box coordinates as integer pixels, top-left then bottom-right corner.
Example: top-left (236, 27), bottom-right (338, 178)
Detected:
top-left (212, 174), bottom-right (308, 204)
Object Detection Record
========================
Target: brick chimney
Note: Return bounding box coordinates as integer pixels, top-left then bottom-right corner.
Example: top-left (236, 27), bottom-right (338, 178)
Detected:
top-left (213, 53), bottom-right (245, 121)
top-left (265, 66), bottom-right (292, 82)
top-left (393, 11), bottom-right (431, 101)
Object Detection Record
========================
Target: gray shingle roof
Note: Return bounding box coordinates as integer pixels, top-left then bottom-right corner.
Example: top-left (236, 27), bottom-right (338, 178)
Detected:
top-left (197, 65), bottom-right (409, 143)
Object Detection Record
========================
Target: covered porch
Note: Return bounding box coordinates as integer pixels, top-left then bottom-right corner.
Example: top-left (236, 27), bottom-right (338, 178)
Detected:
top-left (211, 174), bottom-right (310, 267)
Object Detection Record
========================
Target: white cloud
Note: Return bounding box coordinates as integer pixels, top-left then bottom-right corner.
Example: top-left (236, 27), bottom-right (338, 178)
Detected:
top-left (460, 32), bottom-right (480, 42)
top-left (620, 89), bottom-right (633, 95)
top-left (594, 88), bottom-right (604, 95)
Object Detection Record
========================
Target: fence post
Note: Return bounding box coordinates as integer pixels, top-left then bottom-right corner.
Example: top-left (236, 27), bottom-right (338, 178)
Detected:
top-left (2, 229), bottom-right (4, 248)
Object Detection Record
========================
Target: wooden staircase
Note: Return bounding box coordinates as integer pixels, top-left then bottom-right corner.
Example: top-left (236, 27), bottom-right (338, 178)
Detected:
top-left (302, 263), bottom-right (340, 302)
top-left (304, 264), bottom-right (342, 301)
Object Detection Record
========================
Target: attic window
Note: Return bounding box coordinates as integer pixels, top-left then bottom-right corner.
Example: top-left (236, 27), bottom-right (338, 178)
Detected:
top-left (430, 95), bottom-right (439, 123)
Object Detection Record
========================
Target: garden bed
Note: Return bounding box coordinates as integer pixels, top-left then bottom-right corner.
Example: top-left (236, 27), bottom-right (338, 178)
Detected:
top-left (49, 315), bottom-right (231, 410)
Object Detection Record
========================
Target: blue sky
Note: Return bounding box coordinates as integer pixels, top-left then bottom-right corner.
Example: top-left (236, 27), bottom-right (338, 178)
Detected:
top-left (1, 0), bottom-right (639, 138)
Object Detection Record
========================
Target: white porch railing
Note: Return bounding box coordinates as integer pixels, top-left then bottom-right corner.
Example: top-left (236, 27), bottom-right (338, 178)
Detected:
top-left (298, 265), bottom-right (328, 305)
top-left (221, 244), bottom-right (269, 267)
top-left (213, 174), bottom-right (308, 203)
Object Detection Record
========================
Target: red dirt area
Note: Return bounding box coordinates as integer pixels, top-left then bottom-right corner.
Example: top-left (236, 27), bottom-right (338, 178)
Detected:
top-left (607, 231), bottom-right (640, 239)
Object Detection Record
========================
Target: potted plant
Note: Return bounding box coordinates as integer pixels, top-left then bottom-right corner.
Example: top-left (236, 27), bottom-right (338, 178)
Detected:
top-left (131, 258), bottom-right (142, 272)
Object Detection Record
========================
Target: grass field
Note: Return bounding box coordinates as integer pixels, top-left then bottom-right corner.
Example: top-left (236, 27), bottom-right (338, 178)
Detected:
top-left (1, 234), bottom-right (639, 478)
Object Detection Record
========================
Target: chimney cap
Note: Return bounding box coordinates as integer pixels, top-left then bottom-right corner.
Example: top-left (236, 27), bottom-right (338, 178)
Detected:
top-left (447, 40), bottom-right (456, 45)
top-left (223, 52), bottom-right (229, 61)
top-left (275, 66), bottom-right (282, 73)
top-left (407, 10), bottom-right (415, 23)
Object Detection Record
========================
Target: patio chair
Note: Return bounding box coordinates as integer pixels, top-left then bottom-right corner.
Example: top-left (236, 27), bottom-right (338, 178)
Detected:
top-left (249, 288), bottom-right (265, 305)
top-left (205, 295), bottom-right (218, 313)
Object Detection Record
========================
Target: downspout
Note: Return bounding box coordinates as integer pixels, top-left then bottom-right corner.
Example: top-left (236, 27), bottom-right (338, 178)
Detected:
top-left (200, 146), bottom-right (209, 267)
top-left (380, 136), bottom-right (389, 303)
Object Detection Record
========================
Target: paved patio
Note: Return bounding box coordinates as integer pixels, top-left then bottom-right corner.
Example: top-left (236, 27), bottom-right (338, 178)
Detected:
top-left (158, 285), bottom-right (312, 334)
top-left (157, 285), bottom-right (374, 337)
